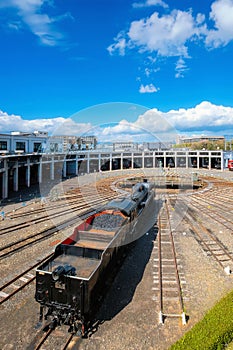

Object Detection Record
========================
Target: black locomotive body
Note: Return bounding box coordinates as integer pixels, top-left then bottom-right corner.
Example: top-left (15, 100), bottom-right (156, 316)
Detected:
top-left (35, 181), bottom-right (154, 336)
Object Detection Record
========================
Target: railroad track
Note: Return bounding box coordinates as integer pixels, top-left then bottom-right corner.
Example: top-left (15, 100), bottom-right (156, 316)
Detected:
top-left (194, 192), bottom-right (233, 209)
top-left (0, 183), bottom-right (130, 258)
top-left (0, 200), bottom-right (112, 259)
top-left (0, 173), bottom-right (133, 234)
top-left (26, 326), bottom-right (75, 350)
top-left (0, 192), bottom-right (118, 236)
top-left (186, 196), bottom-right (233, 235)
top-left (3, 193), bottom-right (90, 220)
top-left (0, 253), bottom-right (53, 305)
top-left (185, 209), bottom-right (233, 274)
top-left (169, 181), bottom-right (233, 274)
top-left (154, 198), bottom-right (187, 325)
top-left (0, 175), bottom-right (140, 257)
top-left (190, 188), bottom-right (233, 212)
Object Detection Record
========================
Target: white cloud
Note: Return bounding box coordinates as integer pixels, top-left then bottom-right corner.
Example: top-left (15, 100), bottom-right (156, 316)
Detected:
top-left (1, 102), bottom-right (233, 143)
top-left (52, 119), bottom-right (93, 136)
top-left (175, 57), bottom-right (189, 78)
top-left (0, 110), bottom-right (92, 135)
top-left (167, 101), bottom-right (233, 131)
top-left (139, 83), bottom-right (159, 93)
top-left (145, 68), bottom-right (151, 77)
top-left (108, 9), bottom-right (206, 58)
top-left (0, 0), bottom-right (71, 46)
top-left (107, 32), bottom-right (127, 56)
top-left (121, 101), bottom-right (233, 134)
top-left (132, 0), bottom-right (168, 9)
top-left (0, 110), bottom-right (66, 133)
top-left (91, 120), bottom-right (165, 143)
top-left (101, 120), bottom-right (135, 135)
top-left (144, 66), bottom-right (160, 77)
top-left (7, 21), bottom-right (22, 31)
top-left (206, 0), bottom-right (233, 48)
top-left (134, 108), bottom-right (175, 133)
top-left (108, 0), bottom-right (233, 76)
top-left (77, 101), bottom-right (233, 142)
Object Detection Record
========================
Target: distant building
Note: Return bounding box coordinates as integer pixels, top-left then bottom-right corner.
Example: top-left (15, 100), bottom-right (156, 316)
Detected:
top-left (51, 135), bottom-right (97, 152)
top-left (0, 132), bottom-right (98, 154)
top-left (45, 136), bottom-right (64, 153)
top-left (113, 142), bottom-right (138, 151)
top-left (77, 135), bottom-right (97, 150)
top-left (112, 141), bottom-right (173, 152)
top-left (142, 142), bottom-right (171, 150)
top-left (178, 135), bottom-right (225, 144)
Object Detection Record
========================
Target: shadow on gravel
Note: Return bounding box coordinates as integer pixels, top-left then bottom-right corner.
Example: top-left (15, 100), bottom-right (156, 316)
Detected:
top-left (1, 183), bottom-right (41, 205)
top-left (88, 198), bottom-right (163, 337)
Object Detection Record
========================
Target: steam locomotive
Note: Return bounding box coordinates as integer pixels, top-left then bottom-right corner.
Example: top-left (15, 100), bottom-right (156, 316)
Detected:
top-left (35, 180), bottom-right (154, 336)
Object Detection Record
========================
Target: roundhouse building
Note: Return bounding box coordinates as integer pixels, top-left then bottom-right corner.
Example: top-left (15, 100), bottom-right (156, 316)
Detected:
top-left (0, 131), bottom-right (48, 155)
top-left (0, 147), bottom-right (226, 200)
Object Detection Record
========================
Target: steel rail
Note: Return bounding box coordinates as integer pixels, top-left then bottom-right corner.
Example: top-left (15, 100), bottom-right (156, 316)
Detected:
top-left (0, 192), bottom-right (118, 235)
top-left (157, 213), bottom-right (163, 324)
top-left (0, 253), bottom-right (54, 304)
top-left (169, 194), bottom-right (233, 273)
top-left (184, 211), bottom-right (233, 271)
top-left (0, 206), bottom-right (98, 259)
top-left (157, 198), bottom-right (186, 325)
top-left (34, 328), bottom-right (53, 350)
top-left (165, 199), bottom-right (185, 316)
top-left (190, 192), bottom-right (233, 212)
top-left (184, 197), bottom-right (233, 234)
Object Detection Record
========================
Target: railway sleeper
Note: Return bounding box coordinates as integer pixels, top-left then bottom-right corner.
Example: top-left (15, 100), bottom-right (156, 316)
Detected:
top-left (159, 311), bottom-right (187, 325)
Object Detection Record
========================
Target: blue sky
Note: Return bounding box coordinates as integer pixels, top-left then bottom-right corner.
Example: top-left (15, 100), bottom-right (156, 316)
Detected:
top-left (0, 0), bottom-right (233, 141)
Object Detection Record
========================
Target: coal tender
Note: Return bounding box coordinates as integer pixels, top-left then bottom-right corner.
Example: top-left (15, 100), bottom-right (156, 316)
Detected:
top-left (35, 180), bottom-right (154, 336)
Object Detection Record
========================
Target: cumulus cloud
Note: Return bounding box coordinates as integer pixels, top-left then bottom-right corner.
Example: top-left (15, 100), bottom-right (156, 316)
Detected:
top-left (0, 110), bottom-right (91, 135)
top-left (101, 120), bottom-right (136, 135)
top-left (108, 9), bottom-right (206, 58)
top-left (0, 0), bottom-right (72, 46)
top-left (1, 101), bottom-right (233, 143)
top-left (166, 101), bottom-right (233, 131)
top-left (206, 0), bottom-right (233, 48)
top-left (52, 118), bottom-right (93, 136)
top-left (132, 0), bottom-right (168, 9)
top-left (134, 108), bottom-right (175, 133)
top-left (90, 120), bottom-right (164, 143)
top-left (115, 101), bottom-right (233, 135)
top-left (139, 83), bottom-right (159, 93)
top-left (108, 0), bottom-right (233, 76)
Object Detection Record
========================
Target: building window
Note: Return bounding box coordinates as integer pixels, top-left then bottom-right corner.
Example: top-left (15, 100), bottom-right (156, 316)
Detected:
top-left (16, 142), bottom-right (26, 151)
top-left (50, 143), bottom-right (59, 152)
top-left (0, 141), bottom-right (7, 150)
top-left (33, 142), bottom-right (42, 152)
